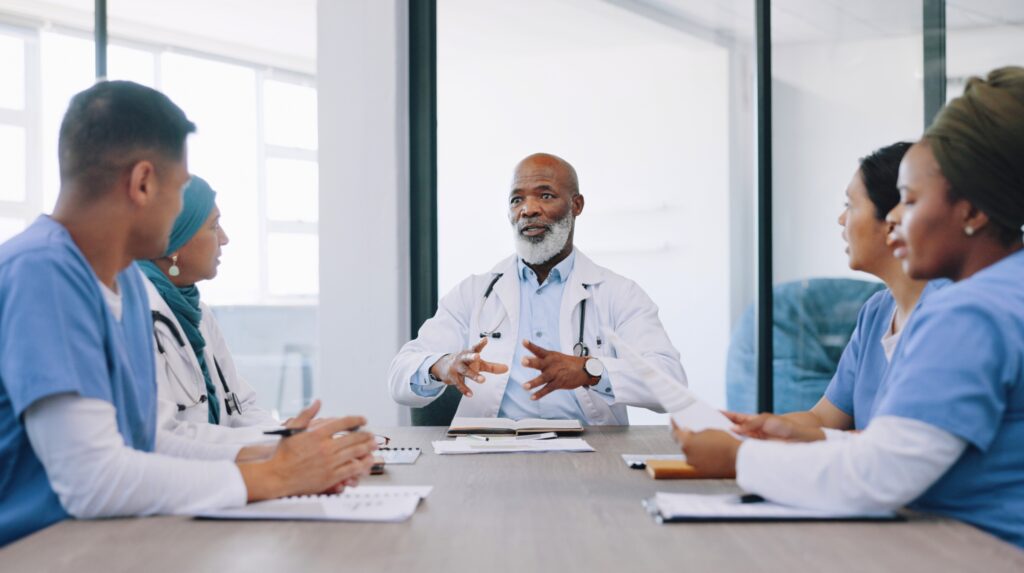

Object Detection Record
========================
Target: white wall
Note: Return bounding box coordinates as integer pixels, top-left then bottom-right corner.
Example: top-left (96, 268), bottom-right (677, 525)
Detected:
top-left (771, 34), bottom-right (924, 285)
top-left (316, 0), bottom-right (408, 425)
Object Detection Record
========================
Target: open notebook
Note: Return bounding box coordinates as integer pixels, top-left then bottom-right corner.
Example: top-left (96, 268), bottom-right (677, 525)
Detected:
top-left (644, 492), bottom-right (900, 523)
top-left (447, 417), bottom-right (583, 437)
top-left (195, 486), bottom-right (432, 522)
top-left (604, 330), bottom-right (740, 437)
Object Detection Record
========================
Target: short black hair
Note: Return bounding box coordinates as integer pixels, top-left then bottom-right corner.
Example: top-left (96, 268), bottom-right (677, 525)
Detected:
top-left (58, 80), bottom-right (196, 191)
top-left (859, 141), bottom-right (913, 220)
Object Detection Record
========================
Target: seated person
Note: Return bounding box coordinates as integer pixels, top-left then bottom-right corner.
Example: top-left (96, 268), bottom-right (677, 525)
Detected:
top-left (140, 176), bottom-right (279, 444)
top-left (677, 66), bottom-right (1024, 548)
top-left (388, 153), bottom-right (686, 424)
top-left (727, 141), bottom-right (946, 439)
top-left (0, 81), bottom-right (375, 547)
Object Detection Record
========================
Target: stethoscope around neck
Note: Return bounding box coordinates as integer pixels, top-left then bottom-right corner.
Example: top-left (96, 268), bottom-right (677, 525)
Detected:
top-left (151, 310), bottom-right (242, 417)
top-left (476, 273), bottom-right (596, 357)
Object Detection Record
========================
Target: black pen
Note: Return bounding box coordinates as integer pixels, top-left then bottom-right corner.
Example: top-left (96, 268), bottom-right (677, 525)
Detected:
top-left (739, 493), bottom-right (766, 504)
top-left (263, 425), bottom-right (362, 438)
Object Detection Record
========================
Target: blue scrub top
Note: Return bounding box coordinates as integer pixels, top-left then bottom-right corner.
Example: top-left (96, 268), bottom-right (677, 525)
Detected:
top-left (824, 280), bottom-right (947, 429)
top-left (872, 249), bottom-right (1024, 548)
top-left (0, 216), bottom-right (157, 547)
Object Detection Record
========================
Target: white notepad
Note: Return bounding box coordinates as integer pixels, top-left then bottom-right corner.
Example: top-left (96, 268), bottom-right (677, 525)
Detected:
top-left (604, 330), bottom-right (741, 438)
top-left (644, 492), bottom-right (899, 523)
top-left (447, 417), bottom-right (583, 436)
top-left (195, 486), bottom-right (432, 522)
top-left (432, 437), bottom-right (594, 455)
top-left (377, 447), bottom-right (421, 464)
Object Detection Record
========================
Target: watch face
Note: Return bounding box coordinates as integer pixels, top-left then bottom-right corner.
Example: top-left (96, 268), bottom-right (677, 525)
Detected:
top-left (585, 358), bottom-right (604, 377)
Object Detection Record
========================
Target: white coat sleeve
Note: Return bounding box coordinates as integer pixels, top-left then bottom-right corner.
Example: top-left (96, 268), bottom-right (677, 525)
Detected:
top-left (602, 280), bottom-right (687, 411)
top-left (387, 277), bottom-right (476, 407)
top-left (736, 415), bottom-right (966, 512)
top-left (24, 394), bottom-right (247, 518)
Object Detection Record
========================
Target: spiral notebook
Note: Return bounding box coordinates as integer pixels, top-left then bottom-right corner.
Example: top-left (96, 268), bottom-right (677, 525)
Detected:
top-left (377, 447), bottom-right (421, 464)
top-left (195, 486), bottom-right (432, 522)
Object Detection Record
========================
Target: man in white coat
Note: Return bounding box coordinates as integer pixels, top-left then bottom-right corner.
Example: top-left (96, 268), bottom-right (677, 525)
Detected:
top-left (387, 153), bottom-right (686, 425)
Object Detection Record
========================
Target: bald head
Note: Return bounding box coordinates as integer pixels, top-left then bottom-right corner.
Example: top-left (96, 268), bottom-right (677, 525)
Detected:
top-left (512, 153), bottom-right (579, 197)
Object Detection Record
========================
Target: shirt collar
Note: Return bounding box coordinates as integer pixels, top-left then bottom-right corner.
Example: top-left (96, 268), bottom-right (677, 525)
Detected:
top-left (518, 250), bottom-right (576, 285)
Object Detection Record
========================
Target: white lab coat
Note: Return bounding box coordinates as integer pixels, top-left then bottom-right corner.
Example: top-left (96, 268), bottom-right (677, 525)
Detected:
top-left (145, 280), bottom-right (280, 444)
top-left (387, 250), bottom-right (687, 425)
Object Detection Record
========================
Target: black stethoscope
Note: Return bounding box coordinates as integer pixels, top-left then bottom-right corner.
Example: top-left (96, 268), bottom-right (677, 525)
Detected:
top-left (476, 273), bottom-right (599, 357)
top-left (152, 310), bottom-right (242, 417)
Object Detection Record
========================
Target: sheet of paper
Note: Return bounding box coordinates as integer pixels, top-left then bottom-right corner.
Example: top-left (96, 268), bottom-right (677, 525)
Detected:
top-left (431, 437), bottom-right (594, 455)
top-left (647, 492), bottom-right (897, 522)
top-left (377, 447), bottom-right (421, 464)
top-left (621, 454), bottom-right (686, 468)
top-left (194, 486), bottom-right (433, 522)
top-left (604, 329), bottom-right (740, 437)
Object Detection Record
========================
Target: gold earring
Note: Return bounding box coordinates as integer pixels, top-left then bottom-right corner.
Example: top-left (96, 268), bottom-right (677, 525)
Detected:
top-left (169, 254), bottom-right (181, 277)
top-left (964, 226), bottom-right (975, 237)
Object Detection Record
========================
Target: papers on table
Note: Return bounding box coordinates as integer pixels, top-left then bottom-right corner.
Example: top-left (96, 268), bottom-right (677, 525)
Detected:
top-left (377, 447), bottom-right (421, 464)
top-left (447, 417), bottom-right (583, 437)
top-left (644, 492), bottom-right (900, 523)
top-left (432, 436), bottom-right (594, 455)
top-left (194, 486), bottom-right (432, 523)
top-left (621, 453), bottom-right (686, 469)
top-left (604, 330), bottom-right (741, 438)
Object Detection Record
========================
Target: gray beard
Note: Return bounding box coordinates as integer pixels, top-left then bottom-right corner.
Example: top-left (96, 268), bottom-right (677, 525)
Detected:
top-left (512, 213), bottom-right (573, 265)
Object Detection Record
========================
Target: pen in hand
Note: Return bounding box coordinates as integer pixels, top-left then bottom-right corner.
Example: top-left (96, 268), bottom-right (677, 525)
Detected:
top-left (264, 424), bottom-right (362, 438)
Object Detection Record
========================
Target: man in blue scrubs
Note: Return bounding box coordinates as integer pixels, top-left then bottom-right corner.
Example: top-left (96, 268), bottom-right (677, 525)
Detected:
top-left (0, 81), bottom-right (376, 546)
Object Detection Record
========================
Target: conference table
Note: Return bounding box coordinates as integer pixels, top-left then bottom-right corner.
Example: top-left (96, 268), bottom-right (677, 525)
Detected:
top-left (3, 426), bottom-right (1022, 572)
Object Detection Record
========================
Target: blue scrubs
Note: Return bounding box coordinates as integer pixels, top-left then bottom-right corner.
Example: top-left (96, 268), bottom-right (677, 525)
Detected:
top-left (824, 280), bottom-right (947, 429)
top-left (872, 250), bottom-right (1024, 547)
top-left (0, 216), bottom-right (157, 546)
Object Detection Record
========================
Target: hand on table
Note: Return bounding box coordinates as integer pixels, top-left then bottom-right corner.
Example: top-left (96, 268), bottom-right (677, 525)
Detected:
top-left (723, 411), bottom-right (826, 442)
top-left (520, 340), bottom-right (597, 400)
top-left (429, 338), bottom-right (509, 398)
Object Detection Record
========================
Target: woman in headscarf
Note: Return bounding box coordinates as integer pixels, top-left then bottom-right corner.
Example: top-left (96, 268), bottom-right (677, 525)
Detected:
top-left (676, 66), bottom-right (1024, 548)
top-left (141, 176), bottom-right (280, 443)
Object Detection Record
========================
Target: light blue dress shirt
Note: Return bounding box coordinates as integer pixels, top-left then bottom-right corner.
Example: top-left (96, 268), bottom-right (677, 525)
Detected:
top-left (411, 252), bottom-right (614, 420)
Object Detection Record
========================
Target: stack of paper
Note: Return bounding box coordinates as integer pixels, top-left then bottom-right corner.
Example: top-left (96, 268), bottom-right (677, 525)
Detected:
top-left (432, 437), bottom-right (594, 455)
top-left (447, 417), bottom-right (583, 437)
top-left (194, 486), bottom-right (433, 522)
top-left (644, 492), bottom-right (899, 523)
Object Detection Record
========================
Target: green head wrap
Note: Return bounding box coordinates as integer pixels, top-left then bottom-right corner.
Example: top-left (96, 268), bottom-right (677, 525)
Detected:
top-left (165, 175), bottom-right (217, 256)
top-left (925, 66), bottom-right (1024, 237)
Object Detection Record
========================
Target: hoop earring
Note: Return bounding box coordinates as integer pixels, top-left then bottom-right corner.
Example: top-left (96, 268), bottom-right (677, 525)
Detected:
top-left (964, 226), bottom-right (976, 237)
top-left (169, 254), bottom-right (181, 277)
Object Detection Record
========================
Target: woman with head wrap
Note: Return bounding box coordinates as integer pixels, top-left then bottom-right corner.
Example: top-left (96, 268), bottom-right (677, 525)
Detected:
top-left (140, 176), bottom-right (280, 443)
top-left (675, 66), bottom-right (1024, 548)
top-left (727, 142), bottom-right (949, 440)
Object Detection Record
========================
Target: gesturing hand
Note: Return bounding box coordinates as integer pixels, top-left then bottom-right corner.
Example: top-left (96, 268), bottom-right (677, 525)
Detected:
top-left (520, 340), bottom-right (595, 401)
top-left (429, 337), bottom-right (509, 398)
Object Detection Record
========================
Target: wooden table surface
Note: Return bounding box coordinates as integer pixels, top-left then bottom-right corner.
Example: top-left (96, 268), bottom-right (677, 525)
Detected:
top-left (2, 426), bottom-right (1022, 572)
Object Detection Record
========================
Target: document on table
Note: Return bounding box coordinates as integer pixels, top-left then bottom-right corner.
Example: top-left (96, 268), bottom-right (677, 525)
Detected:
top-left (432, 436), bottom-right (594, 455)
top-left (604, 329), bottom-right (741, 438)
top-left (377, 447), bottom-right (421, 464)
top-left (194, 486), bottom-right (433, 522)
top-left (447, 417), bottom-right (583, 436)
top-left (643, 492), bottom-right (900, 523)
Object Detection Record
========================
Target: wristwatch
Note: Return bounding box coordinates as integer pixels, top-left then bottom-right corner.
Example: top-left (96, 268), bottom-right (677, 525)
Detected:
top-left (583, 357), bottom-right (605, 383)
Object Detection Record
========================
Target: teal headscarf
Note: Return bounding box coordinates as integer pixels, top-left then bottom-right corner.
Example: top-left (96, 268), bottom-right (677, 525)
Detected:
top-left (139, 176), bottom-right (222, 424)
